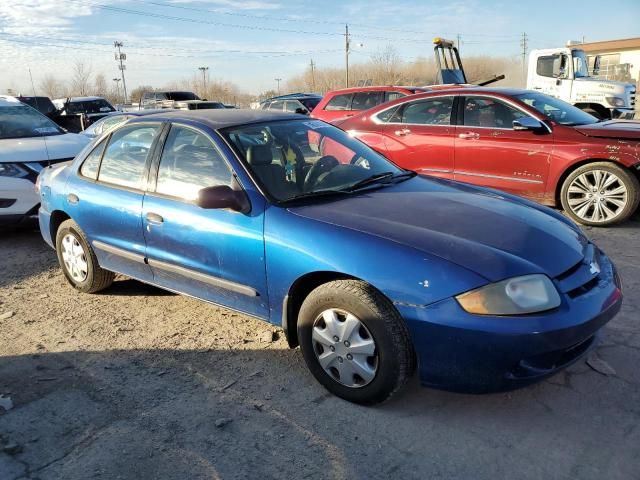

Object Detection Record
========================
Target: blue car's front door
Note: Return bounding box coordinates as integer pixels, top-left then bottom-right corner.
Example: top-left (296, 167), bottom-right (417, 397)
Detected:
top-left (66, 123), bottom-right (163, 281)
top-left (142, 123), bottom-right (269, 318)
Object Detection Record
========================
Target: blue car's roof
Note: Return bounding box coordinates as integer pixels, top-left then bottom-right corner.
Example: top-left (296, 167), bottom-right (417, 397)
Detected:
top-left (135, 109), bottom-right (303, 130)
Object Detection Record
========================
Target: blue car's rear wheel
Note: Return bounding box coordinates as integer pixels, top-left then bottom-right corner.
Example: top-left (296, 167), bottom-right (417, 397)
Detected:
top-left (297, 280), bottom-right (415, 405)
top-left (55, 219), bottom-right (114, 293)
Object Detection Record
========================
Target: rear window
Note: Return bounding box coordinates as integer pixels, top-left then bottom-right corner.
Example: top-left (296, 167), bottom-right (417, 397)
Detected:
top-left (165, 92), bottom-right (200, 101)
top-left (66, 99), bottom-right (115, 114)
top-left (324, 93), bottom-right (353, 111)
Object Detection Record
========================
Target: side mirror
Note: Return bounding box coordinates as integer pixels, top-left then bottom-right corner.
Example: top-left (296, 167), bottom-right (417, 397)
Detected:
top-left (295, 107), bottom-right (309, 115)
top-left (513, 117), bottom-right (545, 132)
top-left (196, 185), bottom-right (250, 213)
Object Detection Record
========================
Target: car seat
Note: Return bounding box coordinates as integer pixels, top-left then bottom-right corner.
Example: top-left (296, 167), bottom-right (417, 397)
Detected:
top-left (247, 144), bottom-right (298, 199)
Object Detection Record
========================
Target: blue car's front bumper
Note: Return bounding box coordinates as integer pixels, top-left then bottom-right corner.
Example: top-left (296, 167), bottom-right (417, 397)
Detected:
top-left (398, 251), bottom-right (623, 393)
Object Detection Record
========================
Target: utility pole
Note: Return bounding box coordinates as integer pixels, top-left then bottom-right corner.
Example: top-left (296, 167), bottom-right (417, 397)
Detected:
top-left (112, 78), bottom-right (122, 104)
top-left (198, 66), bottom-right (209, 96)
top-left (344, 24), bottom-right (350, 88)
top-left (456, 33), bottom-right (461, 53)
top-left (275, 78), bottom-right (282, 95)
top-left (310, 59), bottom-right (316, 92)
top-left (114, 41), bottom-right (128, 104)
top-left (520, 32), bottom-right (528, 81)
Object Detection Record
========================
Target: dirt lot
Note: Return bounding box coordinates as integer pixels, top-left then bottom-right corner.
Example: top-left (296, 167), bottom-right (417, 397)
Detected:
top-left (1, 213), bottom-right (639, 480)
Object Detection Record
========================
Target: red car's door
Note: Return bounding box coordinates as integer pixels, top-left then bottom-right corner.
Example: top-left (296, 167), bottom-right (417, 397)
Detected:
top-left (454, 96), bottom-right (553, 200)
top-left (380, 96), bottom-right (456, 179)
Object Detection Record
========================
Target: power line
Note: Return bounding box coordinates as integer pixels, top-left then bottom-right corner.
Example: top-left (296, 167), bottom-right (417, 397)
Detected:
top-left (0, 33), bottom-right (342, 58)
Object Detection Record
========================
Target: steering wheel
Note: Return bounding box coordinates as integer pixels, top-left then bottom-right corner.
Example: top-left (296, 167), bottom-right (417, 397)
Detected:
top-left (304, 155), bottom-right (339, 192)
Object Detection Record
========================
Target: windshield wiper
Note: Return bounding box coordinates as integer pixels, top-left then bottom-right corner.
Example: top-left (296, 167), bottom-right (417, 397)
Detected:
top-left (279, 189), bottom-right (350, 204)
top-left (345, 170), bottom-right (416, 192)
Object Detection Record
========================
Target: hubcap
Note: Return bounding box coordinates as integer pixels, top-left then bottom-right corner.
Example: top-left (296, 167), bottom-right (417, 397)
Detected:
top-left (567, 170), bottom-right (628, 223)
top-left (61, 233), bottom-right (88, 283)
top-left (311, 308), bottom-right (378, 388)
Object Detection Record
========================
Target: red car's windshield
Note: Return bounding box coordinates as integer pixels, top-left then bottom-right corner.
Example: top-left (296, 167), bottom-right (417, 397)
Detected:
top-left (514, 92), bottom-right (598, 126)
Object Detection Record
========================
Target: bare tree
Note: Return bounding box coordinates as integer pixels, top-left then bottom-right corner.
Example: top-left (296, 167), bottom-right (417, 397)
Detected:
top-left (129, 85), bottom-right (154, 105)
top-left (71, 61), bottom-right (93, 96)
top-left (39, 74), bottom-right (65, 98)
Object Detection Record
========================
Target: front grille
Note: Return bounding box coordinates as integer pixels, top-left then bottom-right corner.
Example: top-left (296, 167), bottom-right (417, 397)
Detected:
top-left (554, 243), bottom-right (601, 298)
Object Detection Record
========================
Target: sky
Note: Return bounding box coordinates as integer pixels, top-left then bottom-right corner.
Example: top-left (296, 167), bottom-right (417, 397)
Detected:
top-left (0, 0), bottom-right (639, 95)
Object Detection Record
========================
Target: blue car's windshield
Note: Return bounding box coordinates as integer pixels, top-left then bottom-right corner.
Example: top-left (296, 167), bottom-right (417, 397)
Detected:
top-left (221, 119), bottom-right (408, 202)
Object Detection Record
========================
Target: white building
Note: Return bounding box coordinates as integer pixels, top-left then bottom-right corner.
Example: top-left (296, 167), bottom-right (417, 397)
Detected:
top-left (581, 37), bottom-right (640, 86)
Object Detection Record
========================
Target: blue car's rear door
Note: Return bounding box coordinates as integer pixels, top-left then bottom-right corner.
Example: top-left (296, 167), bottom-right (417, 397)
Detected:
top-left (66, 123), bottom-right (163, 281)
top-left (142, 123), bottom-right (269, 318)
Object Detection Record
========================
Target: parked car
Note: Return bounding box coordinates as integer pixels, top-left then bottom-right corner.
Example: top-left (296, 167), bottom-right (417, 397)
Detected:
top-left (260, 93), bottom-right (322, 115)
top-left (337, 87), bottom-right (640, 226)
top-left (140, 91), bottom-right (200, 110)
top-left (37, 110), bottom-right (621, 404)
top-left (81, 109), bottom-right (174, 139)
top-left (17, 95), bottom-right (59, 119)
top-left (311, 86), bottom-right (429, 123)
top-left (52, 96), bottom-right (117, 126)
top-left (0, 95), bottom-right (90, 225)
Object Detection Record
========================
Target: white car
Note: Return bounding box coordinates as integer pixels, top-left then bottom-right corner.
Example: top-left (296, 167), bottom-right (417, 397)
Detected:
top-left (0, 95), bottom-right (90, 226)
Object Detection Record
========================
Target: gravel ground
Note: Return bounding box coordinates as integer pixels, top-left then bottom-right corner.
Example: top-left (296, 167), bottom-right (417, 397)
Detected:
top-left (1, 213), bottom-right (639, 480)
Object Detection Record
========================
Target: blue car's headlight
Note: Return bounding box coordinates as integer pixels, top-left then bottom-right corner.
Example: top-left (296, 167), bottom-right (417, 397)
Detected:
top-left (456, 274), bottom-right (561, 315)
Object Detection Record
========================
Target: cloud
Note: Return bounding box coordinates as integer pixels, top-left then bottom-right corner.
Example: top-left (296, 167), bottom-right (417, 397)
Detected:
top-left (0, 0), bottom-right (96, 35)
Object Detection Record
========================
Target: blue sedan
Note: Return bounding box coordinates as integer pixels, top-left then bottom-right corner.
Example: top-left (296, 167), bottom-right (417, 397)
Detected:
top-left (36, 110), bottom-right (622, 404)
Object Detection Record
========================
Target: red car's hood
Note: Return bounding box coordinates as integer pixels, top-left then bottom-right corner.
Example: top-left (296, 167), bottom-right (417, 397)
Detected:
top-left (574, 120), bottom-right (640, 140)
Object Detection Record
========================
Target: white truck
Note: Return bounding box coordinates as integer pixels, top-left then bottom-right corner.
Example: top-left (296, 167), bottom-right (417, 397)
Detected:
top-left (527, 44), bottom-right (636, 119)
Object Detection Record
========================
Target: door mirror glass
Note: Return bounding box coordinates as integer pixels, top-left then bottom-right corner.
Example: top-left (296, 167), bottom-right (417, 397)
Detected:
top-left (196, 185), bottom-right (250, 213)
top-left (512, 117), bottom-right (544, 131)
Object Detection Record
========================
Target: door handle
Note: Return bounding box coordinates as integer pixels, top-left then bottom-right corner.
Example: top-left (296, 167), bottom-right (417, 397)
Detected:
top-left (458, 132), bottom-right (480, 140)
top-left (394, 128), bottom-right (411, 136)
top-left (67, 193), bottom-right (79, 204)
top-left (146, 212), bottom-right (164, 224)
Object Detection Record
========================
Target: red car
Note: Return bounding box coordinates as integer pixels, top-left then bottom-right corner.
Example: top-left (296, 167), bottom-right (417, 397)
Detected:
top-left (336, 87), bottom-right (640, 226)
top-left (311, 86), bottom-right (429, 123)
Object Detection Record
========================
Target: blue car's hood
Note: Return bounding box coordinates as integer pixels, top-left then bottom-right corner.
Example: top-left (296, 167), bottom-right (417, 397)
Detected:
top-left (289, 177), bottom-right (587, 281)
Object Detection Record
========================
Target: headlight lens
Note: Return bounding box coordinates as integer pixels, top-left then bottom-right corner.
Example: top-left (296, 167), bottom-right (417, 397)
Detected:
top-left (606, 96), bottom-right (626, 107)
top-left (456, 274), bottom-right (561, 315)
top-left (0, 163), bottom-right (29, 178)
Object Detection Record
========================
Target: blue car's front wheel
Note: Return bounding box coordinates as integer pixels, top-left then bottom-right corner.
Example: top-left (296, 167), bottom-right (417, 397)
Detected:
top-left (297, 280), bottom-right (415, 405)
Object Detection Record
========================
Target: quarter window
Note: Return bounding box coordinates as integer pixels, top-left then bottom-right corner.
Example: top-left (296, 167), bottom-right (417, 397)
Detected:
top-left (463, 97), bottom-right (527, 128)
top-left (391, 98), bottom-right (453, 125)
top-left (385, 91), bottom-right (406, 102)
top-left (268, 100), bottom-right (284, 111)
top-left (97, 124), bottom-right (160, 189)
top-left (80, 138), bottom-right (107, 180)
top-left (156, 125), bottom-right (232, 200)
top-left (324, 94), bottom-right (353, 111)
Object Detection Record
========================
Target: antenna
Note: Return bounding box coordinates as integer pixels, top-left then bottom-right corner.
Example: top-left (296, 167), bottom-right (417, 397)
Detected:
top-left (29, 67), bottom-right (51, 167)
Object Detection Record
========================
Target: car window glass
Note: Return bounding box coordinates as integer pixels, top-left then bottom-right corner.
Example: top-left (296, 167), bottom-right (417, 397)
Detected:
top-left (156, 125), bottom-right (232, 200)
top-left (376, 106), bottom-right (400, 123)
top-left (324, 94), bottom-right (352, 111)
top-left (352, 92), bottom-right (384, 111)
top-left (97, 124), bottom-right (160, 189)
top-left (99, 115), bottom-right (127, 134)
top-left (463, 97), bottom-right (527, 128)
top-left (285, 101), bottom-right (299, 112)
top-left (268, 101), bottom-right (284, 111)
top-left (536, 55), bottom-right (563, 78)
top-left (396, 98), bottom-right (453, 125)
top-left (385, 91), bottom-right (406, 102)
top-left (80, 138), bottom-right (107, 180)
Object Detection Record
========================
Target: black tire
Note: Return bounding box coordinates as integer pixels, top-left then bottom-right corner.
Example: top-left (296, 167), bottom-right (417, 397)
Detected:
top-left (560, 162), bottom-right (640, 226)
top-left (55, 219), bottom-right (114, 293)
top-left (297, 280), bottom-right (415, 405)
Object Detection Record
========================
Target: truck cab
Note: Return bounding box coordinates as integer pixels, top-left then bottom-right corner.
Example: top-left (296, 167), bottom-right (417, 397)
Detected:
top-left (527, 46), bottom-right (636, 119)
